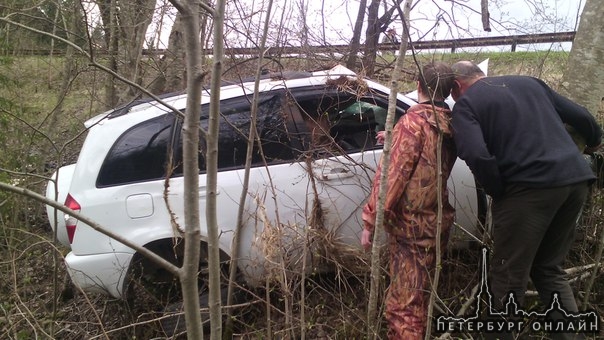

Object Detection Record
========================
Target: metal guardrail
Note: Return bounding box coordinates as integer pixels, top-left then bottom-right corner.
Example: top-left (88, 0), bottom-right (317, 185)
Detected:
top-left (215, 31), bottom-right (576, 56)
top-left (404, 31), bottom-right (575, 52)
top-left (10, 31), bottom-right (575, 56)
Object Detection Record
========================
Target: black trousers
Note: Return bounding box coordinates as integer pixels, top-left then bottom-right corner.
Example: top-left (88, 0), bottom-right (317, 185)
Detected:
top-left (486, 182), bottom-right (589, 340)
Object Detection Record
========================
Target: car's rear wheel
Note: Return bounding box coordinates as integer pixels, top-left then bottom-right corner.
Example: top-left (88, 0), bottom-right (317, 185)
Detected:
top-left (125, 239), bottom-right (237, 337)
top-left (159, 271), bottom-right (230, 338)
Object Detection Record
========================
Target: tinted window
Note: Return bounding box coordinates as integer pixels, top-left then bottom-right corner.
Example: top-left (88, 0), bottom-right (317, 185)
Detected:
top-left (292, 88), bottom-right (406, 158)
top-left (97, 114), bottom-right (177, 187)
top-left (173, 93), bottom-right (296, 174)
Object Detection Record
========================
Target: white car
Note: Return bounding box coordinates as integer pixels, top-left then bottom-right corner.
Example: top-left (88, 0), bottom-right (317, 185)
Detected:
top-left (46, 65), bottom-right (485, 308)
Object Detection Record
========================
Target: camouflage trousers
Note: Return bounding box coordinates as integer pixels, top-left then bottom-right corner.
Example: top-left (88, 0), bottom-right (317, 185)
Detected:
top-left (385, 234), bottom-right (447, 340)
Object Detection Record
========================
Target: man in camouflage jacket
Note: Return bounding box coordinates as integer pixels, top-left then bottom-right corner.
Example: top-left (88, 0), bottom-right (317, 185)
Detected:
top-left (362, 62), bottom-right (456, 339)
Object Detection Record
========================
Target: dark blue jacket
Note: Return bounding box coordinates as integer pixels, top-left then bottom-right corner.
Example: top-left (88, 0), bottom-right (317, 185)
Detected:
top-left (452, 75), bottom-right (602, 199)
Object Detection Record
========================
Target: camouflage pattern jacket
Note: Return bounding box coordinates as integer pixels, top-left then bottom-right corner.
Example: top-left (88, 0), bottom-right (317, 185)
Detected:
top-left (362, 102), bottom-right (456, 245)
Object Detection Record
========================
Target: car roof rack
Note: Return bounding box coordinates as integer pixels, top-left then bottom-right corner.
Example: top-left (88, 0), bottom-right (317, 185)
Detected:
top-left (221, 70), bottom-right (313, 86)
top-left (106, 69), bottom-right (319, 120)
top-left (106, 90), bottom-right (186, 119)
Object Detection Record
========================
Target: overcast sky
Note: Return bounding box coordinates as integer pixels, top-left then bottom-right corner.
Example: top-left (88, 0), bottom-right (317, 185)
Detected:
top-left (147, 0), bottom-right (585, 52)
top-left (425, 0), bottom-right (582, 36)
top-left (314, 0), bottom-right (585, 47)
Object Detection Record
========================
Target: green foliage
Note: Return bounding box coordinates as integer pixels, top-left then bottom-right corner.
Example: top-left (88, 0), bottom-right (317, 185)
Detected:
top-left (0, 0), bottom-right (89, 52)
top-left (0, 56), bottom-right (17, 172)
top-left (0, 56), bottom-right (48, 219)
top-left (0, 56), bottom-right (17, 107)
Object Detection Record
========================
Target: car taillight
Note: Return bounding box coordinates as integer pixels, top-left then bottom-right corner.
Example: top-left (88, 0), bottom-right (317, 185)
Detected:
top-left (64, 194), bottom-right (81, 244)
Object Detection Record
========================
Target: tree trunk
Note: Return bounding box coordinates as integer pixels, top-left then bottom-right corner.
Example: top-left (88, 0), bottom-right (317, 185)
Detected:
top-left (559, 0), bottom-right (604, 117)
top-left (165, 12), bottom-right (186, 92)
top-left (224, 0), bottom-right (277, 335)
top-left (99, 0), bottom-right (119, 108)
top-left (558, 0), bottom-right (604, 310)
top-left (205, 0), bottom-right (227, 338)
top-left (362, 0), bottom-right (381, 76)
top-left (356, 0), bottom-right (404, 77)
top-left (96, 0), bottom-right (156, 105)
top-left (169, 0), bottom-right (205, 338)
top-left (116, 0), bottom-right (157, 102)
top-left (345, 0), bottom-right (367, 71)
top-left (47, 1), bottom-right (79, 133)
top-left (148, 12), bottom-right (187, 94)
top-left (366, 0), bottom-right (412, 334)
top-left (297, 0), bottom-right (311, 69)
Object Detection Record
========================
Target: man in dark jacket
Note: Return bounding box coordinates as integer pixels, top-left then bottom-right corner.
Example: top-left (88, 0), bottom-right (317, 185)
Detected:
top-left (450, 61), bottom-right (602, 340)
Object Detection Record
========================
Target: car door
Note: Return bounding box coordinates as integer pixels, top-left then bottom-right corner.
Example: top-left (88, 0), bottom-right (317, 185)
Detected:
top-left (287, 85), bottom-right (485, 253)
top-left (286, 86), bottom-right (409, 263)
top-left (170, 91), bottom-right (323, 284)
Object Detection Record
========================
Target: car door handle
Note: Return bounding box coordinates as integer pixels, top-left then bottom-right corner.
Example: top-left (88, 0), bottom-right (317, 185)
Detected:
top-left (320, 167), bottom-right (354, 181)
top-left (198, 187), bottom-right (220, 197)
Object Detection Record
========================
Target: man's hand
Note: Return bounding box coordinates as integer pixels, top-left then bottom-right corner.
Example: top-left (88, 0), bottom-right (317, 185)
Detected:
top-left (361, 229), bottom-right (373, 251)
top-left (376, 131), bottom-right (385, 145)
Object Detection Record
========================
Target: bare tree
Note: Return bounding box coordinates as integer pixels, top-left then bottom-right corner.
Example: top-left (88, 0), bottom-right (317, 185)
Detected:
top-left (366, 0), bottom-right (412, 336)
top-left (558, 0), bottom-right (604, 311)
top-left (149, 11), bottom-right (187, 94)
top-left (2, 2), bottom-right (229, 338)
top-left (346, 0), bottom-right (368, 71)
top-left (97, 0), bottom-right (119, 107)
top-left (224, 0), bottom-right (278, 337)
top-left (200, 0), bottom-right (227, 338)
top-left (559, 0), bottom-right (603, 118)
top-left (96, 0), bottom-right (157, 107)
top-left (297, 0), bottom-right (311, 69)
top-left (360, 0), bottom-right (407, 76)
top-left (163, 0), bottom-right (206, 338)
top-left (361, 0), bottom-right (381, 76)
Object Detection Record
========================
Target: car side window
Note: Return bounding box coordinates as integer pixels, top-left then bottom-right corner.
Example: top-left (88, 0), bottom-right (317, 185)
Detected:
top-left (174, 93), bottom-right (297, 174)
top-left (97, 114), bottom-right (177, 187)
top-left (217, 94), bottom-right (295, 169)
top-left (96, 88), bottom-right (403, 187)
top-left (291, 88), bottom-right (404, 158)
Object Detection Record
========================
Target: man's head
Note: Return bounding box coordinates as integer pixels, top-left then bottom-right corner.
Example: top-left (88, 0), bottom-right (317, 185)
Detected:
top-left (418, 62), bottom-right (455, 102)
top-left (451, 61), bottom-right (486, 101)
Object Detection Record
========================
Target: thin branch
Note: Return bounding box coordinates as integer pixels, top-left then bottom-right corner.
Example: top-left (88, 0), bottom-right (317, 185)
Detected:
top-left (0, 182), bottom-right (180, 277)
top-left (581, 227), bottom-right (604, 308)
top-left (481, 0), bottom-right (491, 32)
top-left (226, 0), bottom-right (276, 335)
top-left (436, 283), bottom-right (480, 340)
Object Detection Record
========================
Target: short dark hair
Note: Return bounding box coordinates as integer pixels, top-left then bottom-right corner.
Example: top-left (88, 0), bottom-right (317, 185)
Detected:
top-left (418, 62), bottom-right (454, 100)
top-left (451, 61), bottom-right (485, 81)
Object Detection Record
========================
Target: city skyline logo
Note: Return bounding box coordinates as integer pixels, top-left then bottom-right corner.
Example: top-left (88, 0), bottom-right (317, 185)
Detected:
top-left (436, 247), bottom-right (600, 336)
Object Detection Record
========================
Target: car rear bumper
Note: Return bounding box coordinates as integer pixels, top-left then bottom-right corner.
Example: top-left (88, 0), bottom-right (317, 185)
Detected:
top-left (64, 251), bottom-right (133, 299)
